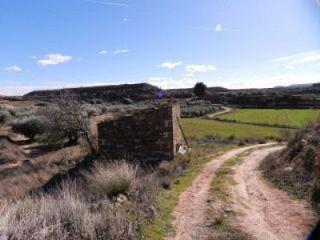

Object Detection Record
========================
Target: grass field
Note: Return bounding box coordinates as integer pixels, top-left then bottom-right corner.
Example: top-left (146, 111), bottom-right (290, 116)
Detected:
top-left (181, 118), bottom-right (290, 139)
top-left (215, 109), bottom-right (320, 128)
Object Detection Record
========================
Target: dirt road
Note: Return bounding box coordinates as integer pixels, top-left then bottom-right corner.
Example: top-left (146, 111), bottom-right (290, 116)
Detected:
top-left (167, 144), bottom-right (273, 240)
top-left (168, 145), bottom-right (315, 240)
top-left (231, 146), bottom-right (315, 240)
top-left (206, 107), bottom-right (233, 119)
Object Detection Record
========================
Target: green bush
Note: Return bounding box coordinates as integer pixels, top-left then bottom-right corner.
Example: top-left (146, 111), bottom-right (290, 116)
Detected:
top-left (11, 117), bottom-right (45, 140)
top-left (0, 110), bottom-right (11, 124)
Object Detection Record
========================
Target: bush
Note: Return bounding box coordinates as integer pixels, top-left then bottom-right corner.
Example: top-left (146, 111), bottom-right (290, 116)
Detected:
top-left (85, 161), bottom-right (137, 197)
top-left (11, 117), bottom-right (45, 140)
top-left (0, 110), bottom-right (11, 124)
top-left (0, 162), bottom-right (158, 240)
top-left (302, 145), bottom-right (316, 171)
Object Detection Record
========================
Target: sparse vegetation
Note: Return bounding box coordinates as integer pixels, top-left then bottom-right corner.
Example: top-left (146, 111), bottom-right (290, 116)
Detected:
top-left (11, 116), bottom-right (45, 140)
top-left (85, 161), bottom-right (137, 197)
top-left (181, 105), bottom-right (219, 118)
top-left (0, 110), bottom-right (11, 125)
top-left (0, 161), bottom-right (159, 240)
top-left (37, 94), bottom-right (96, 153)
top-left (260, 121), bottom-right (320, 208)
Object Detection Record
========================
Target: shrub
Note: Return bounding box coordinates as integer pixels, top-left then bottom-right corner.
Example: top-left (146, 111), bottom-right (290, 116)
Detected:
top-left (85, 161), bottom-right (137, 197)
top-left (310, 180), bottom-right (320, 207)
top-left (310, 135), bottom-right (320, 147)
top-left (0, 110), bottom-right (11, 124)
top-left (302, 145), bottom-right (316, 171)
top-left (11, 117), bottom-right (45, 140)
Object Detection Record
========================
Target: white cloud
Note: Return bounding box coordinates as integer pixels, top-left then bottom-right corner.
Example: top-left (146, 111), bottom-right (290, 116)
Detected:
top-left (157, 61), bottom-right (183, 69)
top-left (37, 53), bottom-right (72, 66)
top-left (221, 73), bottom-right (320, 89)
top-left (98, 50), bottom-right (108, 55)
top-left (275, 51), bottom-right (320, 68)
top-left (5, 65), bottom-right (22, 72)
top-left (185, 64), bottom-right (217, 73)
top-left (113, 49), bottom-right (129, 55)
top-left (122, 17), bottom-right (129, 22)
top-left (215, 24), bottom-right (222, 32)
top-left (148, 75), bottom-right (199, 89)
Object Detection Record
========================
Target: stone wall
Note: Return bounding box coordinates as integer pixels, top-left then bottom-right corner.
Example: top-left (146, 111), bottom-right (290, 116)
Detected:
top-left (98, 102), bottom-right (182, 162)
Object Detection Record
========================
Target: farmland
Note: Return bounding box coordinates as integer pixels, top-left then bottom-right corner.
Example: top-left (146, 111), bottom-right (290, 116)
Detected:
top-left (181, 118), bottom-right (290, 140)
top-left (214, 109), bottom-right (320, 128)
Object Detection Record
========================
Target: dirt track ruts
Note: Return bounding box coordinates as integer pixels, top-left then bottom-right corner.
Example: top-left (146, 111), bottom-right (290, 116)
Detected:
top-left (168, 144), bottom-right (315, 240)
top-left (231, 146), bottom-right (315, 240)
top-left (167, 144), bottom-right (273, 240)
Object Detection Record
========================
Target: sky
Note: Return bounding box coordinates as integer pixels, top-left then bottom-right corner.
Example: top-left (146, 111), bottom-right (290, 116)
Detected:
top-left (1, 0), bottom-right (320, 95)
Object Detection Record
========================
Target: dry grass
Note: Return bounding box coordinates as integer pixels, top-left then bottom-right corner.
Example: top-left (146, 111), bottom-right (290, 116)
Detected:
top-left (0, 161), bottom-right (158, 240)
top-left (85, 161), bottom-right (137, 197)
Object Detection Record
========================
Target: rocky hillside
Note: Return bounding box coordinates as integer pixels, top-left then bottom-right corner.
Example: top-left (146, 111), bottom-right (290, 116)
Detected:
top-left (261, 121), bottom-right (320, 207)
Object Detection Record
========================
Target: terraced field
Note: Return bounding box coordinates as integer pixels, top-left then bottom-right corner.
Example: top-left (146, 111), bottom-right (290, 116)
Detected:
top-left (215, 109), bottom-right (320, 128)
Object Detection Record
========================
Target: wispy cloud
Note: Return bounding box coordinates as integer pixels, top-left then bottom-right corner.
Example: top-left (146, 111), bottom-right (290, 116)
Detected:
top-left (157, 61), bottom-right (183, 69)
top-left (37, 53), bottom-right (72, 66)
top-left (98, 50), bottom-right (108, 55)
top-left (113, 49), bottom-right (129, 55)
top-left (274, 51), bottom-right (320, 68)
top-left (5, 65), bottom-right (22, 72)
top-left (185, 64), bottom-right (217, 73)
top-left (83, 0), bottom-right (128, 7)
top-left (193, 24), bottom-right (239, 32)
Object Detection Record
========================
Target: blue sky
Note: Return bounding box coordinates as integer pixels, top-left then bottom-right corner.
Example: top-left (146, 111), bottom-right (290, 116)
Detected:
top-left (1, 0), bottom-right (320, 95)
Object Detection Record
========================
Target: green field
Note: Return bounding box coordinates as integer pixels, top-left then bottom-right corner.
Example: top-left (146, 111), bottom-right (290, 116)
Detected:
top-left (181, 118), bottom-right (290, 139)
top-left (215, 109), bottom-right (320, 128)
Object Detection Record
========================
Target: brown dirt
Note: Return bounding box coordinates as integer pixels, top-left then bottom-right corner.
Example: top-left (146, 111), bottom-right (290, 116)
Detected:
top-left (169, 145), bottom-right (316, 240)
top-left (168, 144), bottom-right (273, 240)
top-left (231, 146), bottom-right (315, 240)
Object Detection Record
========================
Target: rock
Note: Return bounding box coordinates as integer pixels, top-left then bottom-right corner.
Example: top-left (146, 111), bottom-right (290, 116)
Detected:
top-left (116, 194), bottom-right (128, 204)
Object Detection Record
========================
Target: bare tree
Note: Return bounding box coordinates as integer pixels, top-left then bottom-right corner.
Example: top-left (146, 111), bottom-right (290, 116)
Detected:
top-left (38, 92), bottom-right (97, 154)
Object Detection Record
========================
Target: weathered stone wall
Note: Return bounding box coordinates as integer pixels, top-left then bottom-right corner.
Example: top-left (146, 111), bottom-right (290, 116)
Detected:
top-left (98, 102), bottom-right (182, 162)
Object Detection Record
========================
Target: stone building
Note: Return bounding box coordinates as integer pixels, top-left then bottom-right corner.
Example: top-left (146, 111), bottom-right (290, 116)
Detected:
top-left (97, 102), bottom-right (183, 163)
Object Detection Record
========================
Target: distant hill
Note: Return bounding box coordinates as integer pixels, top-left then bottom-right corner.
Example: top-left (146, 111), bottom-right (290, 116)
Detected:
top-left (21, 82), bottom-right (320, 108)
top-left (274, 83), bottom-right (314, 89)
top-left (24, 83), bottom-right (160, 103)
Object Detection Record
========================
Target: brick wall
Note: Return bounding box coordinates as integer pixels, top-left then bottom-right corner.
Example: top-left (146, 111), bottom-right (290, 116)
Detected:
top-left (98, 102), bottom-right (182, 162)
